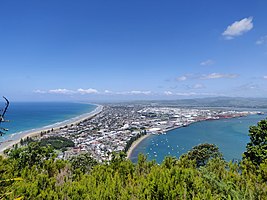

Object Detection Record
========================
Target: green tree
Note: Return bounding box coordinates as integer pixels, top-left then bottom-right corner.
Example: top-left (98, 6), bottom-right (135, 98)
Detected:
top-left (39, 136), bottom-right (74, 150)
top-left (7, 142), bottom-right (55, 169)
top-left (243, 118), bottom-right (267, 166)
top-left (70, 153), bottom-right (97, 174)
top-left (181, 143), bottom-right (223, 167)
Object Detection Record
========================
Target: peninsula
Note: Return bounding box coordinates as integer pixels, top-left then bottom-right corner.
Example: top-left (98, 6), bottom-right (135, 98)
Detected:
top-left (5, 104), bottom-right (260, 162)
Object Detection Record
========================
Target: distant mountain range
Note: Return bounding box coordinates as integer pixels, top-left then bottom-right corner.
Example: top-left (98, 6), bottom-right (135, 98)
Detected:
top-left (121, 97), bottom-right (267, 108)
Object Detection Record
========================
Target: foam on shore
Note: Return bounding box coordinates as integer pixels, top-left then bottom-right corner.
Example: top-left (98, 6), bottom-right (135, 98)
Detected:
top-left (0, 104), bottom-right (103, 154)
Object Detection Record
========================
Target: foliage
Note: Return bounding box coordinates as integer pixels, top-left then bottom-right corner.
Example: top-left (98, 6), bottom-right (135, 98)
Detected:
top-left (20, 136), bottom-right (34, 146)
top-left (39, 136), bottom-right (75, 150)
top-left (0, 145), bottom-right (266, 199)
top-left (6, 142), bottom-right (56, 170)
top-left (243, 118), bottom-right (267, 166)
top-left (70, 153), bottom-right (97, 174)
top-left (124, 130), bottom-right (146, 153)
top-left (1, 119), bottom-right (267, 199)
top-left (181, 143), bottom-right (223, 167)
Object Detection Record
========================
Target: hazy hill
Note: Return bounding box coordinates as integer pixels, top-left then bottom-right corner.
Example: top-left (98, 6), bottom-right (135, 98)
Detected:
top-left (119, 97), bottom-right (267, 108)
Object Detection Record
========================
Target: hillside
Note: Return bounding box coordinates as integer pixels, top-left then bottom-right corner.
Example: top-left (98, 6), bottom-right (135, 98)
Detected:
top-left (1, 118), bottom-right (267, 199)
top-left (123, 97), bottom-right (267, 108)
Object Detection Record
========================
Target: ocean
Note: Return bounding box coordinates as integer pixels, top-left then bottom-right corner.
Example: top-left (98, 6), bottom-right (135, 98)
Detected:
top-left (0, 102), bottom-right (97, 144)
top-left (130, 111), bottom-right (267, 163)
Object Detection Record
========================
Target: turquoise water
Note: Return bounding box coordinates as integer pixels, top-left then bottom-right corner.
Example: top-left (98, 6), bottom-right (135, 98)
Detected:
top-left (0, 102), bottom-right (96, 143)
top-left (130, 113), bottom-right (267, 163)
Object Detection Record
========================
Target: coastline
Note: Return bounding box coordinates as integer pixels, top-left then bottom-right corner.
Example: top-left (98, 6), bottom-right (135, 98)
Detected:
top-left (126, 113), bottom-right (262, 161)
top-left (0, 104), bottom-right (103, 154)
top-left (126, 133), bottom-right (151, 159)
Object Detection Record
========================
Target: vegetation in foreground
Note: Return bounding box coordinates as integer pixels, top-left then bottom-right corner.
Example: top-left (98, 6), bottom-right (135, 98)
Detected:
top-left (1, 119), bottom-right (267, 199)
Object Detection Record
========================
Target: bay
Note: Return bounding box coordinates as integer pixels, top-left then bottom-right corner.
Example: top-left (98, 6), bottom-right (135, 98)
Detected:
top-left (130, 112), bottom-right (267, 163)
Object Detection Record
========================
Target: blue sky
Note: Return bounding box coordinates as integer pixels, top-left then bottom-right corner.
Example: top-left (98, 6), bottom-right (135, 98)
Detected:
top-left (0, 0), bottom-right (267, 101)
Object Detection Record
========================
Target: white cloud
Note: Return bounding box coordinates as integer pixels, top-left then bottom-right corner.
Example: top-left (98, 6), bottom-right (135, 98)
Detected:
top-left (176, 92), bottom-right (197, 96)
top-left (200, 59), bottom-right (214, 66)
top-left (238, 83), bottom-right (259, 90)
top-left (185, 83), bottom-right (205, 89)
top-left (264, 75), bottom-right (267, 79)
top-left (114, 90), bottom-right (153, 95)
top-left (129, 90), bottom-right (152, 95)
top-left (35, 88), bottom-right (98, 95)
top-left (34, 89), bottom-right (47, 94)
top-left (49, 89), bottom-right (75, 94)
top-left (176, 76), bottom-right (187, 81)
top-left (201, 73), bottom-right (238, 79)
top-left (192, 83), bottom-right (205, 89)
top-left (164, 91), bottom-right (173, 95)
top-left (222, 17), bottom-right (253, 39)
top-left (77, 88), bottom-right (98, 94)
top-left (175, 92), bottom-right (222, 96)
top-left (256, 35), bottom-right (267, 45)
top-left (175, 73), bottom-right (238, 82)
top-left (33, 88), bottom-right (229, 98)
top-left (104, 90), bottom-right (113, 94)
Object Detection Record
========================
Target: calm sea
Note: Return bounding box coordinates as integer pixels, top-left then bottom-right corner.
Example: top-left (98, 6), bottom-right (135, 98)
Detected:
top-left (130, 111), bottom-right (267, 163)
top-left (0, 102), bottom-right (96, 143)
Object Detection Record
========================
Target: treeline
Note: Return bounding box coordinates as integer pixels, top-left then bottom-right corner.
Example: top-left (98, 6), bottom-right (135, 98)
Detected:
top-left (124, 130), bottom-right (146, 153)
top-left (1, 119), bottom-right (267, 199)
top-left (19, 136), bottom-right (74, 151)
top-left (39, 136), bottom-right (74, 150)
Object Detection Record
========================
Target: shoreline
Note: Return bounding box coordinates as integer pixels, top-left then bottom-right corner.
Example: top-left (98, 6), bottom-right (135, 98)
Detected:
top-left (126, 113), bottom-right (262, 160)
top-left (0, 104), bottom-right (103, 154)
top-left (126, 133), bottom-right (151, 159)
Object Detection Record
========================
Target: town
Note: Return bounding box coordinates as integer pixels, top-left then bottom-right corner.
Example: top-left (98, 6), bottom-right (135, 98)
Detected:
top-left (36, 105), bottom-right (260, 162)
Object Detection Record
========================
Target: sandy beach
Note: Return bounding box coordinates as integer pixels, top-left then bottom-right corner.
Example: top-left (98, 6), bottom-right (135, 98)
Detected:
top-left (0, 104), bottom-right (103, 154)
top-left (126, 133), bottom-right (151, 159)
